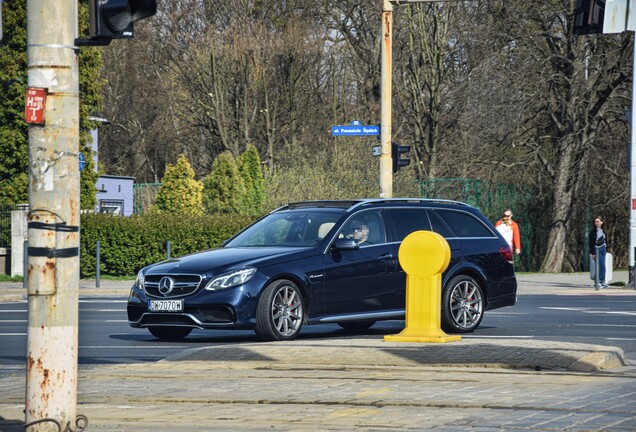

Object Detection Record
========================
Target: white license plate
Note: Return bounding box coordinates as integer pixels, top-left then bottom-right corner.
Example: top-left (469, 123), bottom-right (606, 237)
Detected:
top-left (148, 299), bottom-right (184, 312)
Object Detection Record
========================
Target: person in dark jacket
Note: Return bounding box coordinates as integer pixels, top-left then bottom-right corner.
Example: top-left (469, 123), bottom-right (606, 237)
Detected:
top-left (588, 216), bottom-right (608, 288)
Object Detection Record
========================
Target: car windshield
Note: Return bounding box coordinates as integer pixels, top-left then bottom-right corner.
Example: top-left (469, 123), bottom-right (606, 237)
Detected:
top-left (225, 209), bottom-right (345, 247)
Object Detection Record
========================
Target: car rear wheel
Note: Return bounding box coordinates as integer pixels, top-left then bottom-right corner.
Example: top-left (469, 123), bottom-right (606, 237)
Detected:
top-left (337, 321), bottom-right (376, 331)
top-left (148, 326), bottom-right (192, 340)
top-left (442, 275), bottom-right (484, 333)
top-left (255, 279), bottom-right (304, 341)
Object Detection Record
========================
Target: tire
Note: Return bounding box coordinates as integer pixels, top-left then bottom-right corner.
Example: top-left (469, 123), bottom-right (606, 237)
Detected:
top-left (337, 321), bottom-right (376, 331)
top-left (255, 279), bottom-right (305, 341)
top-left (148, 326), bottom-right (192, 340)
top-left (441, 275), bottom-right (484, 333)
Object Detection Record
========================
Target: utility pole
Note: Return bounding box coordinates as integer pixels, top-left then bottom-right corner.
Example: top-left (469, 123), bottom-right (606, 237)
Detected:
top-left (25, 0), bottom-right (81, 430)
top-left (630, 34), bottom-right (636, 288)
top-left (380, 0), bottom-right (394, 198)
top-left (380, 0), bottom-right (449, 198)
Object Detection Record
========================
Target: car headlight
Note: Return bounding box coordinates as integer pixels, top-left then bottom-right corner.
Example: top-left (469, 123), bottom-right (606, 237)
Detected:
top-left (135, 270), bottom-right (145, 291)
top-left (205, 267), bottom-right (257, 291)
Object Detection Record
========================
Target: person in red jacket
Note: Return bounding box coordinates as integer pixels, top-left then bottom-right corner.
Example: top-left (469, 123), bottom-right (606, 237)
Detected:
top-left (495, 209), bottom-right (521, 255)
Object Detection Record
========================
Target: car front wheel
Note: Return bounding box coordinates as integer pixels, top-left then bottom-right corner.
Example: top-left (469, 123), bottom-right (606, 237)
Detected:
top-left (148, 326), bottom-right (192, 340)
top-left (442, 275), bottom-right (484, 333)
top-left (255, 279), bottom-right (304, 341)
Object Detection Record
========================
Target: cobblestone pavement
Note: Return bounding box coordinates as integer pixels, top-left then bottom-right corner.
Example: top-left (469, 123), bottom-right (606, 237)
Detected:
top-left (1, 272), bottom-right (635, 431)
top-left (1, 358), bottom-right (635, 431)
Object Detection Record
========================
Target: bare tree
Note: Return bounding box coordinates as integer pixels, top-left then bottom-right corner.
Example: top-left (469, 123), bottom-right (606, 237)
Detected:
top-left (480, 1), bottom-right (631, 271)
top-left (393, 3), bottom-right (468, 180)
top-left (95, 0), bottom-right (633, 271)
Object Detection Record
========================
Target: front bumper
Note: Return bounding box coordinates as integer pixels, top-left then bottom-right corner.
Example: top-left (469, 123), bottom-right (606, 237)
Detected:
top-left (127, 280), bottom-right (261, 330)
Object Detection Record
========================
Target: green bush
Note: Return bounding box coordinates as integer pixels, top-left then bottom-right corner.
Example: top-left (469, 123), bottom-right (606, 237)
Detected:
top-left (202, 151), bottom-right (246, 214)
top-left (154, 154), bottom-right (204, 215)
top-left (237, 144), bottom-right (266, 215)
top-left (80, 213), bottom-right (256, 278)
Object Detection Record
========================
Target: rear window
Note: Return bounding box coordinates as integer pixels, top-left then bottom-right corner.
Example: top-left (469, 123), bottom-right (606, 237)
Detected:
top-left (434, 209), bottom-right (495, 238)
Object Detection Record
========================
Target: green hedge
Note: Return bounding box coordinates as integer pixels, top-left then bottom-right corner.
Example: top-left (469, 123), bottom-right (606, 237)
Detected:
top-left (80, 213), bottom-right (257, 278)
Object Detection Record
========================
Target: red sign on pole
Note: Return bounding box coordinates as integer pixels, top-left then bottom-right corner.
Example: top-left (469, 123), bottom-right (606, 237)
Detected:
top-left (25, 87), bottom-right (47, 124)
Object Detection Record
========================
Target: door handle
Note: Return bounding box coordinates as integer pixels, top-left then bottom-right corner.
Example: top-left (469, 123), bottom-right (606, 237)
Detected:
top-left (379, 253), bottom-right (394, 260)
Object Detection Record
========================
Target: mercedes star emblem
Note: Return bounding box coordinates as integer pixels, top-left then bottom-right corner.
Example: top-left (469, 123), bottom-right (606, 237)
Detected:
top-left (158, 276), bottom-right (175, 296)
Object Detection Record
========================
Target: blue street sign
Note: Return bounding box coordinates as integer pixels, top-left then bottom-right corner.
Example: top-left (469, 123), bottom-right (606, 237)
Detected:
top-left (79, 152), bottom-right (85, 171)
top-left (332, 121), bottom-right (379, 136)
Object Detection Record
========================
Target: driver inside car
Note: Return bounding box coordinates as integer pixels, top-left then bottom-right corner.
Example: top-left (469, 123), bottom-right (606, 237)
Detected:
top-left (341, 219), bottom-right (371, 245)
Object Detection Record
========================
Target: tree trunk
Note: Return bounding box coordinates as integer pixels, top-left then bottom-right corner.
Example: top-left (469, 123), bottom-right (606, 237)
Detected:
top-left (541, 139), bottom-right (576, 272)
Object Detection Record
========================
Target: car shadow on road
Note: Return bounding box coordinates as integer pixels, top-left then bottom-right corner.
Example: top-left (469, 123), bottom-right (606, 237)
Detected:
top-left (109, 321), bottom-right (410, 345)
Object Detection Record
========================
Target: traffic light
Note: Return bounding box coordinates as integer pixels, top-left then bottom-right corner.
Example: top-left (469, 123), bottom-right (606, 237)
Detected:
top-left (573, 0), bottom-right (605, 35)
top-left (77, 0), bottom-right (157, 46)
top-left (391, 142), bottom-right (411, 173)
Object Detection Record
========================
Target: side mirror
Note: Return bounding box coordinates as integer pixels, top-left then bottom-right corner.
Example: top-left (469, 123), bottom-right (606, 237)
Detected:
top-left (333, 238), bottom-right (359, 251)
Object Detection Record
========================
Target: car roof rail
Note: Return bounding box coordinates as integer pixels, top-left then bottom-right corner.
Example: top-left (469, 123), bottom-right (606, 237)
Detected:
top-left (285, 200), bottom-right (362, 210)
top-left (348, 198), bottom-right (470, 212)
top-left (275, 198), bottom-right (470, 213)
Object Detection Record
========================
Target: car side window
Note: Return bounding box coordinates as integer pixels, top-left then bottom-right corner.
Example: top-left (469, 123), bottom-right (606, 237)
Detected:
top-left (338, 210), bottom-right (386, 246)
top-left (434, 209), bottom-right (495, 238)
top-left (386, 208), bottom-right (431, 242)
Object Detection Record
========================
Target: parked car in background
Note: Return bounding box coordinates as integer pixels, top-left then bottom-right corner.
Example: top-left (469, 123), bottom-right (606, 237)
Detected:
top-left (127, 199), bottom-right (517, 341)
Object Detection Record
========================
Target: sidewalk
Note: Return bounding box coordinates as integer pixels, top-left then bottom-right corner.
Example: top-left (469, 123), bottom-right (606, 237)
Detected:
top-left (0, 271), bottom-right (633, 301)
top-left (0, 278), bottom-right (132, 302)
top-left (1, 273), bottom-right (635, 431)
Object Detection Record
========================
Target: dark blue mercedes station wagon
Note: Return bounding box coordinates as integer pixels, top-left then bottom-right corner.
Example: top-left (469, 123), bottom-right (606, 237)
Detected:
top-left (127, 199), bottom-right (517, 341)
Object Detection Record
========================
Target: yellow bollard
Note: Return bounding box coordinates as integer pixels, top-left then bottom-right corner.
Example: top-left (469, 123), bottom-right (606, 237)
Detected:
top-left (385, 230), bottom-right (461, 343)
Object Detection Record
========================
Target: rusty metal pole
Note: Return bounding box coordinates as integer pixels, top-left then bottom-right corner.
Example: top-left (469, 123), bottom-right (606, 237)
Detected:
top-left (380, 0), bottom-right (393, 198)
top-left (25, 0), bottom-right (80, 429)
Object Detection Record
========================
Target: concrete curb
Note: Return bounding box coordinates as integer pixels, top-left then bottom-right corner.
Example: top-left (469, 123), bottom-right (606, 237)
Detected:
top-left (162, 338), bottom-right (626, 372)
top-left (0, 293), bottom-right (25, 302)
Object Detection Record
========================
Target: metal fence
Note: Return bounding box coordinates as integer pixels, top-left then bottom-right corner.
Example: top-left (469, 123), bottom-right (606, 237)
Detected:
top-left (0, 204), bottom-right (19, 248)
top-left (133, 183), bottom-right (161, 214)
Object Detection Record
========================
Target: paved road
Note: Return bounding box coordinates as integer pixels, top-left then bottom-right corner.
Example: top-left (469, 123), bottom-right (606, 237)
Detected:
top-left (1, 273), bottom-right (635, 364)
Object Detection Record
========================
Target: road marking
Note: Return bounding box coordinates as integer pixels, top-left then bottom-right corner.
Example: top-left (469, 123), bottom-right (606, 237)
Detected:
top-left (79, 345), bottom-right (188, 349)
top-left (80, 309), bottom-right (125, 312)
top-left (582, 311), bottom-right (636, 316)
top-left (485, 312), bottom-right (528, 315)
top-left (540, 307), bottom-right (636, 316)
top-left (463, 335), bottom-right (534, 339)
top-left (570, 323), bottom-right (636, 328)
top-left (79, 300), bottom-right (127, 303)
top-left (2, 308), bottom-right (122, 313)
